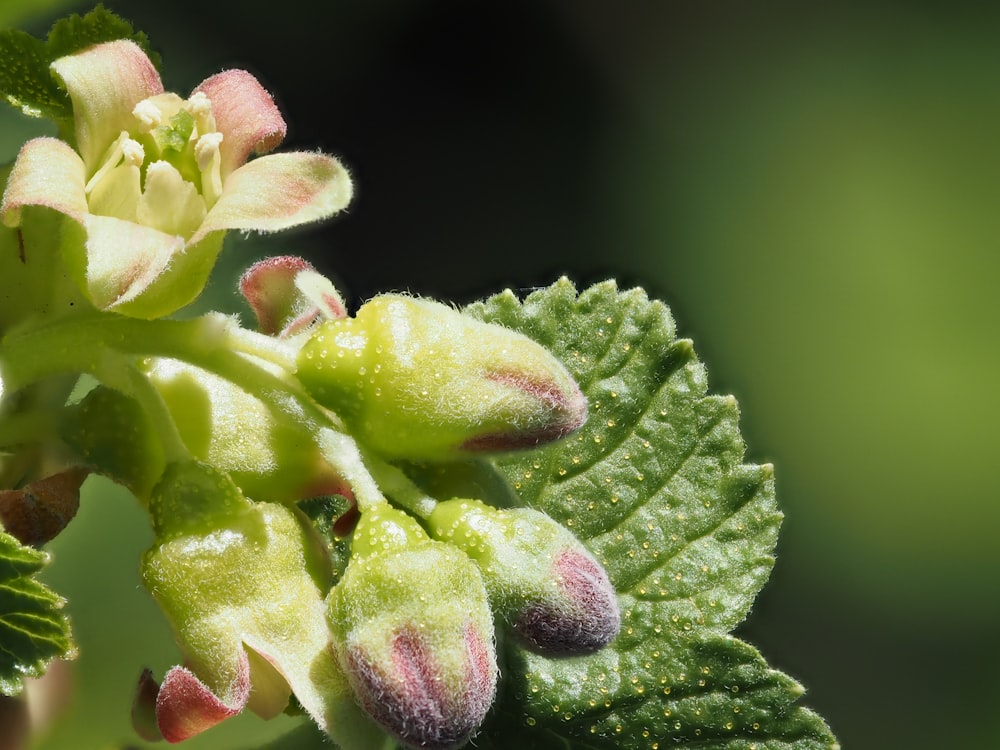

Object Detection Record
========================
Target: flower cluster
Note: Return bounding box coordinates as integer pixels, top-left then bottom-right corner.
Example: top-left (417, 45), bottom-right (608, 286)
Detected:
top-left (0, 30), bottom-right (619, 750)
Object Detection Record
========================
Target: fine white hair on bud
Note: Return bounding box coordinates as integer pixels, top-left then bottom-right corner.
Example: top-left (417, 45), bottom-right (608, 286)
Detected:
top-left (297, 294), bottom-right (587, 461)
top-left (428, 498), bottom-right (620, 657)
top-left (327, 506), bottom-right (498, 749)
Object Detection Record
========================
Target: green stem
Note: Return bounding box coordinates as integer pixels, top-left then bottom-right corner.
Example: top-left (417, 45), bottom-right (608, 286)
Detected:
top-left (314, 430), bottom-right (439, 518)
top-left (316, 429), bottom-right (386, 513)
top-left (0, 312), bottom-right (336, 432)
top-left (361, 452), bottom-right (438, 519)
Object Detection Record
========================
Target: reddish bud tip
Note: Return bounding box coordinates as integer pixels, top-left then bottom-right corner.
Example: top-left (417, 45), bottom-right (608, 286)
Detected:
top-left (347, 622), bottom-right (495, 750)
top-left (514, 549), bottom-right (620, 656)
top-left (461, 370), bottom-right (588, 452)
top-left (153, 658), bottom-right (250, 743)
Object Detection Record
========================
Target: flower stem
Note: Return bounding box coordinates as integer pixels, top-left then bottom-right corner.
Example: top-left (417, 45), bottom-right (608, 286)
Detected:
top-left (361, 452), bottom-right (438, 519)
top-left (0, 312), bottom-right (337, 433)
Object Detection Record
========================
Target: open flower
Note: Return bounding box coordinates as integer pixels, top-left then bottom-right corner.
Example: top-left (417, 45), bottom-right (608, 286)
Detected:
top-left (0, 40), bottom-right (352, 318)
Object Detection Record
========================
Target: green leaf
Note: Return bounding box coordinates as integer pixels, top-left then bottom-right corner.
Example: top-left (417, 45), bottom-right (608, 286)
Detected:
top-left (464, 279), bottom-right (837, 749)
top-left (0, 4), bottom-right (159, 122)
top-left (480, 632), bottom-right (835, 750)
top-left (0, 29), bottom-right (59, 119)
top-left (0, 529), bottom-right (73, 696)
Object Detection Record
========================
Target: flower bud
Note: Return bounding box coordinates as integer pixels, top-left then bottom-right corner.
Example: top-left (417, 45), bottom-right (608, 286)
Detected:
top-left (141, 461), bottom-right (355, 741)
top-left (327, 505), bottom-right (498, 750)
top-left (297, 295), bottom-right (587, 460)
top-left (149, 358), bottom-right (343, 504)
top-left (429, 498), bottom-right (620, 656)
top-left (60, 385), bottom-right (165, 500)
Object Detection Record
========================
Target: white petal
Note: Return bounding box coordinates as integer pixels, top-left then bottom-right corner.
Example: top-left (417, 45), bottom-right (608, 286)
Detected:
top-left (1, 138), bottom-right (88, 228)
top-left (88, 163), bottom-right (141, 222)
top-left (50, 40), bottom-right (164, 174)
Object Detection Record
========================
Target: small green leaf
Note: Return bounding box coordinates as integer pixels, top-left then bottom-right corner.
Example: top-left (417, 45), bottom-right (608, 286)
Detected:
top-left (0, 29), bottom-right (59, 118)
top-left (0, 530), bottom-right (73, 696)
top-left (0, 4), bottom-right (159, 122)
top-left (465, 279), bottom-right (837, 749)
top-left (44, 4), bottom-right (158, 65)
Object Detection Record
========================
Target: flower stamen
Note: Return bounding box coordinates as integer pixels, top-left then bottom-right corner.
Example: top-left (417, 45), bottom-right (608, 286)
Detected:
top-left (195, 132), bottom-right (224, 208)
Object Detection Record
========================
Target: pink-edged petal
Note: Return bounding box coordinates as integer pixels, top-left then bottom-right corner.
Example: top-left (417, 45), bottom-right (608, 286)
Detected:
top-left (192, 152), bottom-right (352, 242)
top-left (239, 256), bottom-right (347, 337)
top-left (1, 138), bottom-right (88, 228)
top-left (239, 255), bottom-right (314, 335)
top-left (50, 40), bottom-right (164, 174)
top-left (193, 69), bottom-right (287, 180)
top-left (77, 214), bottom-right (184, 310)
top-left (294, 268), bottom-right (348, 325)
top-left (155, 656), bottom-right (250, 743)
top-left (104, 230), bottom-right (225, 320)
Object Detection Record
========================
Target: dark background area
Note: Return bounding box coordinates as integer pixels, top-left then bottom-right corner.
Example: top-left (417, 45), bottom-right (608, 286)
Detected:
top-left (4, 2), bottom-right (1000, 748)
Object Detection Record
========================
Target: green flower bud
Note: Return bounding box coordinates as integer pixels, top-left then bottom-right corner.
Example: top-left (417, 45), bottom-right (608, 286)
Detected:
top-left (327, 505), bottom-right (498, 750)
top-left (149, 359), bottom-right (342, 503)
top-left (429, 498), bottom-right (620, 656)
top-left (60, 385), bottom-right (165, 499)
top-left (297, 295), bottom-right (587, 460)
top-left (141, 461), bottom-right (355, 741)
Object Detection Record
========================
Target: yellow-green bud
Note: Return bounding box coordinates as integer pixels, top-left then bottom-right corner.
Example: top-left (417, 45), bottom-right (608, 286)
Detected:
top-left (296, 295), bottom-right (586, 460)
top-left (141, 461), bottom-right (346, 740)
top-left (327, 505), bottom-right (498, 749)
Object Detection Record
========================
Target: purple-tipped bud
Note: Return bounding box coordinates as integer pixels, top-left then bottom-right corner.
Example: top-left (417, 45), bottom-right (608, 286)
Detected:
top-left (344, 621), bottom-right (495, 750)
top-left (429, 499), bottom-right (620, 657)
top-left (327, 506), bottom-right (498, 749)
top-left (297, 295), bottom-right (586, 461)
top-left (514, 547), bottom-right (620, 655)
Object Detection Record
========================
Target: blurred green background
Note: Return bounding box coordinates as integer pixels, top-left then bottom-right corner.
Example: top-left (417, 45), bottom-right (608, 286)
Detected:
top-left (3, 1), bottom-right (999, 748)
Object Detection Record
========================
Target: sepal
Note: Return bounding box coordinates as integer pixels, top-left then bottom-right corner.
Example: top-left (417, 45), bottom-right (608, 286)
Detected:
top-left (239, 255), bottom-right (347, 338)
